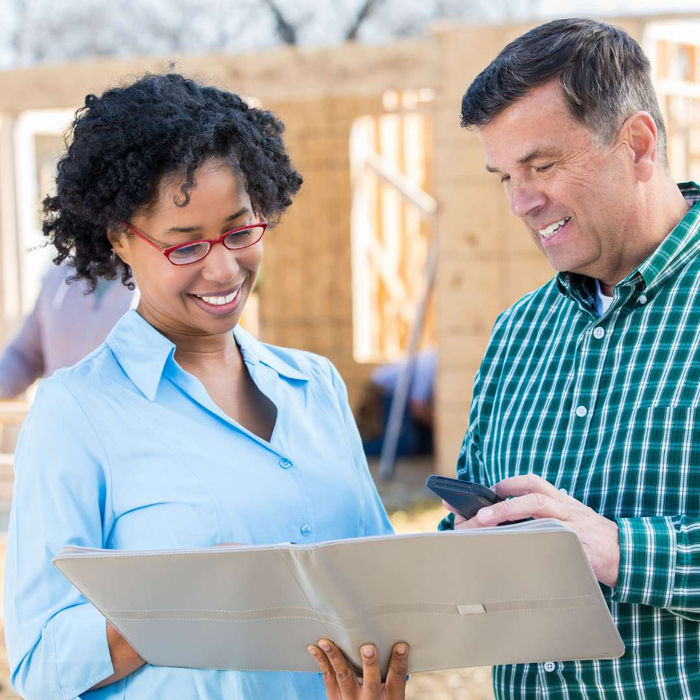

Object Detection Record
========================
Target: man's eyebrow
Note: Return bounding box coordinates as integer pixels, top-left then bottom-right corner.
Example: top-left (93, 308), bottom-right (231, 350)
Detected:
top-left (164, 207), bottom-right (250, 235)
top-left (517, 148), bottom-right (560, 165)
top-left (486, 148), bottom-right (562, 173)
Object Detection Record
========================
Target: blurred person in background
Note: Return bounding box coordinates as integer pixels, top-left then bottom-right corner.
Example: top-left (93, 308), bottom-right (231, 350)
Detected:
top-left (0, 263), bottom-right (134, 399)
top-left (358, 348), bottom-right (436, 458)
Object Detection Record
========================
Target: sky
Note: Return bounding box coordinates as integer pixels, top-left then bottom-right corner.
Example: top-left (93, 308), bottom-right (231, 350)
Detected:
top-left (0, 0), bottom-right (698, 71)
top-left (540, 0), bottom-right (700, 17)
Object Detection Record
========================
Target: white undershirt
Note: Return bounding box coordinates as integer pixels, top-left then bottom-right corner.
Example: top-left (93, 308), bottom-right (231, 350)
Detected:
top-left (594, 279), bottom-right (613, 316)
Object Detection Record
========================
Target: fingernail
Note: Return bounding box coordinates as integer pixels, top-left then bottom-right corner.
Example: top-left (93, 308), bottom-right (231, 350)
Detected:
top-left (478, 508), bottom-right (494, 522)
top-left (318, 639), bottom-right (331, 652)
top-left (362, 645), bottom-right (374, 658)
top-left (308, 645), bottom-right (318, 656)
top-left (395, 644), bottom-right (407, 655)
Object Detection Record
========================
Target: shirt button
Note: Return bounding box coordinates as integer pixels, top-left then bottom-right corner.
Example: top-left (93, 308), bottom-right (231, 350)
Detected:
top-left (593, 327), bottom-right (605, 339)
top-left (300, 524), bottom-right (312, 537)
top-left (544, 662), bottom-right (556, 673)
top-left (279, 458), bottom-right (293, 470)
top-left (638, 295), bottom-right (648, 305)
top-left (575, 405), bottom-right (588, 418)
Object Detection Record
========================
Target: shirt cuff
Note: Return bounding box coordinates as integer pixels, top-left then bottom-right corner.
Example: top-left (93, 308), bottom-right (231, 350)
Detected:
top-left (612, 517), bottom-right (677, 609)
top-left (438, 511), bottom-right (455, 531)
top-left (50, 602), bottom-right (114, 698)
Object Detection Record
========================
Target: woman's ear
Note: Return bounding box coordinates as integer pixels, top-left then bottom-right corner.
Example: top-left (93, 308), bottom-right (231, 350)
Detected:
top-left (107, 227), bottom-right (130, 265)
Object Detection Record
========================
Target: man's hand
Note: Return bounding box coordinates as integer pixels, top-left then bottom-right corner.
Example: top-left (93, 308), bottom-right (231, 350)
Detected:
top-left (308, 639), bottom-right (408, 700)
top-left (447, 474), bottom-right (620, 587)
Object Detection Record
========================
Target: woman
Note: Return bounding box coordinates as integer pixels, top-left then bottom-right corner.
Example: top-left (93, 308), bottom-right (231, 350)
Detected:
top-left (4, 74), bottom-right (407, 699)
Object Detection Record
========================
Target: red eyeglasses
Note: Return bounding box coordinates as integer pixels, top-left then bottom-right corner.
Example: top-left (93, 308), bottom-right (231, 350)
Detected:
top-left (121, 221), bottom-right (267, 266)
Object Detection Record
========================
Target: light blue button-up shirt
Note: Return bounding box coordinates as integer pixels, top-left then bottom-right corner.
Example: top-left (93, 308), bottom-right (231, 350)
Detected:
top-left (5, 310), bottom-right (393, 699)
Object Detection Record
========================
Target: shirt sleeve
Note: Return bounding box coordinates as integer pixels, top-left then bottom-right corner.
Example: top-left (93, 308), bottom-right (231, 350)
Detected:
top-left (612, 515), bottom-right (700, 621)
top-left (4, 378), bottom-right (116, 699)
top-left (0, 294), bottom-right (45, 398)
top-left (409, 350), bottom-right (437, 404)
top-left (326, 360), bottom-right (393, 538)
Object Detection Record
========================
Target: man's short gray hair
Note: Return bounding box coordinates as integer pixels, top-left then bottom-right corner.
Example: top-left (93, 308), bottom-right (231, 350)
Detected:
top-left (461, 18), bottom-right (667, 164)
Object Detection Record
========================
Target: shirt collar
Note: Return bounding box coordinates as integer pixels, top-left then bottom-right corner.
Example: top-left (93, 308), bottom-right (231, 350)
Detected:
top-left (106, 310), bottom-right (176, 401)
top-left (106, 310), bottom-right (309, 402)
top-left (232, 324), bottom-right (310, 383)
top-left (634, 181), bottom-right (700, 289)
top-left (557, 181), bottom-right (700, 305)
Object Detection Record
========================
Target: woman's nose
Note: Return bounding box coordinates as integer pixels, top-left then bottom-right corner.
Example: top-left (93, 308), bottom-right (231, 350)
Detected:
top-left (200, 242), bottom-right (241, 284)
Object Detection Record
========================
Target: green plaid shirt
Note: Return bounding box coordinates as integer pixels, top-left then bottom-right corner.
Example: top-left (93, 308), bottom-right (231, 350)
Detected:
top-left (440, 182), bottom-right (700, 699)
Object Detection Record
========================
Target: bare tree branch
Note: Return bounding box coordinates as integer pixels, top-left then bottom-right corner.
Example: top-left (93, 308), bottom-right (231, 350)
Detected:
top-left (12, 0), bottom-right (33, 65)
top-left (345, 0), bottom-right (386, 41)
top-left (260, 0), bottom-right (298, 45)
top-left (1, 0), bottom-right (542, 70)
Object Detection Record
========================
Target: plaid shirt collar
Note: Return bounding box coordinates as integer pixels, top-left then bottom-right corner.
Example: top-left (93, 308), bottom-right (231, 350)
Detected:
top-left (556, 181), bottom-right (700, 313)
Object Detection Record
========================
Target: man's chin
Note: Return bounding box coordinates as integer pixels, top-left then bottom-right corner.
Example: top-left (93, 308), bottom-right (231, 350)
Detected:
top-left (543, 253), bottom-right (599, 276)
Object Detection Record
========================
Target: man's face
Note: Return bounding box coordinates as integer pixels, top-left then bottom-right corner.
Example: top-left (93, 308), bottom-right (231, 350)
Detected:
top-left (478, 81), bottom-right (636, 281)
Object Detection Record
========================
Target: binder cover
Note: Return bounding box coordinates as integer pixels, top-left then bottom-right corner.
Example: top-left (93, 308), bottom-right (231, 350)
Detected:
top-left (53, 519), bottom-right (625, 675)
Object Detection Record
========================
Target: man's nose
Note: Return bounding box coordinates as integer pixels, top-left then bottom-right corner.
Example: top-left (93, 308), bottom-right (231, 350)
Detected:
top-left (201, 242), bottom-right (240, 284)
top-left (508, 182), bottom-right (547, 219)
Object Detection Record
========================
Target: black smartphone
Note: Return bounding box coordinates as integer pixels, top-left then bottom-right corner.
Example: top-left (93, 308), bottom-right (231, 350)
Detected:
top-left (425, 474), bottom-right (502, 520)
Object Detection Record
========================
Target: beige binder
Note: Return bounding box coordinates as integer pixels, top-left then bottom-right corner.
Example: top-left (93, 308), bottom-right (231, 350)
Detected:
top-left (53, 519), bottom-right (624, 676)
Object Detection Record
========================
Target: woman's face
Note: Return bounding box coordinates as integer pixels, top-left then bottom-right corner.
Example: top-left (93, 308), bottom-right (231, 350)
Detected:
top-left (111, 159), bottom-right (263, 341)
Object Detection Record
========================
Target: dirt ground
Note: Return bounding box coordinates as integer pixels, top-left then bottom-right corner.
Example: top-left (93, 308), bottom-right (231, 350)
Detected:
top-left (0, 503), bottom-right (494, 699)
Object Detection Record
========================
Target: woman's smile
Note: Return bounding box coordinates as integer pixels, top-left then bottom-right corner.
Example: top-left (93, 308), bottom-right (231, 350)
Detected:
top-left (189, 284), bottom-right (244, 316)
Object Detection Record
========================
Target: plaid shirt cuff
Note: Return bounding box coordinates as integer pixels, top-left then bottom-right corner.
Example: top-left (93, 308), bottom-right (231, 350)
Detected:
top-left (438, 511), bottom-right (455, 531)
top-left (613, 517), bottom-right (677, 609)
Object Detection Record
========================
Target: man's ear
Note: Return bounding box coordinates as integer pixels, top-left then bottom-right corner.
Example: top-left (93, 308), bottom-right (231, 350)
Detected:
top-left (107, 227), bottom-right (130, 265)
top-left (622, 111), bottom-right (658, 183)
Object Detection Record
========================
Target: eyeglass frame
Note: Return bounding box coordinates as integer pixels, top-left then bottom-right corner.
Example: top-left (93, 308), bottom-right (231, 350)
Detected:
top-left (120, 220), bottom-right (268, 266)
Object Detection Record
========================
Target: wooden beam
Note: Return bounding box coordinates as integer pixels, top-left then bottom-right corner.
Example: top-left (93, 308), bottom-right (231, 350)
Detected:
top-left (0, 38), bottom-right (439, 112)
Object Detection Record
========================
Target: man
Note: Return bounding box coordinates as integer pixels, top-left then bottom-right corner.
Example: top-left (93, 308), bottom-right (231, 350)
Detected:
top-left (439, 18), bottom-right (700, 699)
top-left (360, 348), bottom-right (436, 457)
top-left (0, 264), bottom-right (134, 398)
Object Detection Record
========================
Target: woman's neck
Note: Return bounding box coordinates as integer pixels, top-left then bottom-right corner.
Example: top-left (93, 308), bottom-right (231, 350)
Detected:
top-left (173, 335), bottom-right (243, 375)
top-left (137, 304), bottom-right (243, 373)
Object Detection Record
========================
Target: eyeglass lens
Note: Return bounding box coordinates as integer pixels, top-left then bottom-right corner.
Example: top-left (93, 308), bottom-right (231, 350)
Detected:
top-left (167, 225), bottom-right (265, 265)
top-left (168, 241), bottom-right (211, 265)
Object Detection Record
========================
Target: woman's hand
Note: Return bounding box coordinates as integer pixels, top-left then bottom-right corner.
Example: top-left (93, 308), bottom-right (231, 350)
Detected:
top-left (308, 639), bottom-right (409, 699)
top-left (90, 622), bottom-right (146, 689)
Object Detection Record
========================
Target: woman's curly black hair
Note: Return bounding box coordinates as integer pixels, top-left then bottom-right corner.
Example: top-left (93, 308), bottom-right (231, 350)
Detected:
top-left (43, 73), bottom-right (303, 290)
